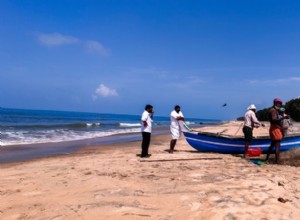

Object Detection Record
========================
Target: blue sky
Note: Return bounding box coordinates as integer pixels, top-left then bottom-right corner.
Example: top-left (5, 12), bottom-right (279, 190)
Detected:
top-left (1, 0), bottom-right (300, 120)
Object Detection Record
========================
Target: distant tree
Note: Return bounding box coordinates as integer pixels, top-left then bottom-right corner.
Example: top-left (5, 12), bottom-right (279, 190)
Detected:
top-left (254, 98), bottom-right (300, 122)
top-left (236, 116), bottom-right (244, 121)
top-left (256, 108), bottom-right (270, 121)
top-left (239, 97), bottom-right (300, 122)
top-left (285, 98), bottom-right (300, 122)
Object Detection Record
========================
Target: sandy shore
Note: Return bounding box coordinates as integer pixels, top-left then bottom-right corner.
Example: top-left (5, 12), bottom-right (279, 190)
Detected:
top-left (1, 123), bottom-right (300, 219)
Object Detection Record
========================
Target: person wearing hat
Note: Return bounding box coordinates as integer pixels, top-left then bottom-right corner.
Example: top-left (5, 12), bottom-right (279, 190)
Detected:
top-left (265, 98), bottom-right (289, 164)
top-left (242, 104), bottom-right (262, 158)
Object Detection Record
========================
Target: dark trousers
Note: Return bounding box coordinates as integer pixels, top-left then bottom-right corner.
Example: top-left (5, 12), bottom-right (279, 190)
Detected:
top-left (141, 132), bottom-right (151, 156)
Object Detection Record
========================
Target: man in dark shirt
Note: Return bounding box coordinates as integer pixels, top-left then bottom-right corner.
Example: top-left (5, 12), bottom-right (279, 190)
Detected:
top-left (265, 98), bottom-right (289, 164)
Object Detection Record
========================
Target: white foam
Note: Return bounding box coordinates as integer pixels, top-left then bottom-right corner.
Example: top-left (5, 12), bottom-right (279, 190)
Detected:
top-left (185, 121), bottom-right (195, 125)
top-left (119, 123), bottom-right (141, 127)
top-left (86, 123), bottom-right (100, 127)
top-left (1, 128), bottom-right (141, 146)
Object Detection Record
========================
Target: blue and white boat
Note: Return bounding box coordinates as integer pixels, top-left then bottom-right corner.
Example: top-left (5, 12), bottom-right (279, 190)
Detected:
top-left (183, 131), bottom-right (300, 154)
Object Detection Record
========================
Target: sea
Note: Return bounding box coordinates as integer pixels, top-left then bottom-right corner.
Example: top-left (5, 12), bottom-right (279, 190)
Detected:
top-left (0, 108), bottom-right (220, 147)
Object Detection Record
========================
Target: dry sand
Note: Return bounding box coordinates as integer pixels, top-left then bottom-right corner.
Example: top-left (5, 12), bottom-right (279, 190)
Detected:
top-left (1, 122), bottom-right (300, 220)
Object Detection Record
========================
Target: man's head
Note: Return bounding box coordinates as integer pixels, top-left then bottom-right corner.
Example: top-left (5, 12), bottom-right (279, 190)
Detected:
top-left (145, 104), bottom-right (153, 112)
top-left (273, 98), bottom-right (283, 109)
top-left (174, 105), bottom-right (181, 113)
top-left (247, 104), bottom-right (256, 112)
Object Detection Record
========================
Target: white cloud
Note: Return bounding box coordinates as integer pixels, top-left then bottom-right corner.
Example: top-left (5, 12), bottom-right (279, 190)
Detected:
top-left (37, 33), bottom-right (79, 46)
top-left (93, 84), bottom-right (118, 99)
top-left (85, 40), bottom-right (111, 56)
top-left (249, 76), bottom-right (300, 84)
top-left (289, 77), bottom-right (300, 81)
top-left (37, 33), bottom-right (111, 57)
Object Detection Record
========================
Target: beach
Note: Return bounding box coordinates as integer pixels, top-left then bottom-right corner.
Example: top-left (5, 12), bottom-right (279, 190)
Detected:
top-left (1, 123), bottom-right (300, 219)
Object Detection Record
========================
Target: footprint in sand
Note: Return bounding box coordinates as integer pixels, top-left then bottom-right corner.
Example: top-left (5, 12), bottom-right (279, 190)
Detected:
top-left (140, 174), bottom-right (160, 180)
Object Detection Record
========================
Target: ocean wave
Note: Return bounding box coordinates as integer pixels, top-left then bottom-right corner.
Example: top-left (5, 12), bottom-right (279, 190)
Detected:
top-left (1, 121), bottom-right (146, 129)
top-left (0, 127), bottom-right (141, 146)
top-left (86, 123), bottom-right (101, 127)
top-left (119, 123), bottom-right (141, 127)
top-left (185, 121), bottom-right (196, 125)
top-left (0, 122), bottom-right (101, 129)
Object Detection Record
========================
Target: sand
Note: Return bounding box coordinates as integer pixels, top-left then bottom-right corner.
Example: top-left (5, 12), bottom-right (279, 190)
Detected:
top-left (1, 122), bottom-right (300, 220)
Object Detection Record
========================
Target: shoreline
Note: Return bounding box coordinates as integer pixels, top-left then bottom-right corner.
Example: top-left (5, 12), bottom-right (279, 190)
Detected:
top-left (0, 133), bottom-right (172, 168)
top-left (0, 127), bottom-right (172, 164)
top-left (0, 123), bottom-right (208, 164)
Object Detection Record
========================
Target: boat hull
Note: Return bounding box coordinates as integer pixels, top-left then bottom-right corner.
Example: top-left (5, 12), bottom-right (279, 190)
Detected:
top-left (183, 132), bottom-right (300, 154)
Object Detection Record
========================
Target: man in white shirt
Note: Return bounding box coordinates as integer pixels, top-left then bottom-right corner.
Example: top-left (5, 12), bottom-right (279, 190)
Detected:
top-left (140, 104), bottom-right (154, 158)
top-left (169, 105), bottom-right (184, 153)
top-left (243, 104), bottom-right (261, 158)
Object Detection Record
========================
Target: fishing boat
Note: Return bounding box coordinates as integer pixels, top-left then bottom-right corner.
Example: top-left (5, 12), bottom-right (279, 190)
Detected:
top-left (183, 131), bottom-right (300, 154)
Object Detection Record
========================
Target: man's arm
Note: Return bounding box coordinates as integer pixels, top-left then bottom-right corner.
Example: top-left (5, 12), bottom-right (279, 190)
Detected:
top-left (250, 112), bottom-right (261, 128)
top-left (142, 120), bottom-right (148, 127)
top-left (176, 112), bottom-right (184, 121)
top-left (141, 112), bottom-right (148, 127)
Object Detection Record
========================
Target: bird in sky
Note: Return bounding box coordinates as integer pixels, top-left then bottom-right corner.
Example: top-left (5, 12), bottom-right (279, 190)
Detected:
top-left (222, 103), bottom-right (227, 107)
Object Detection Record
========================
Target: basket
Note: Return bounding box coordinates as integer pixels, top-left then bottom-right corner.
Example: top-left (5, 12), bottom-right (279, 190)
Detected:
top-left (247, 148), bottom-right (262, 157)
